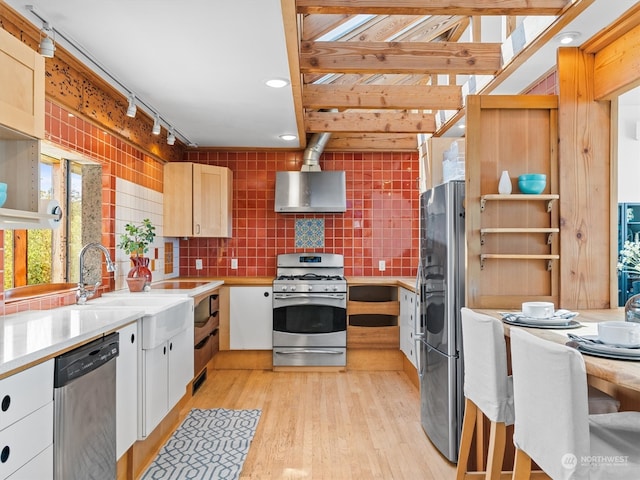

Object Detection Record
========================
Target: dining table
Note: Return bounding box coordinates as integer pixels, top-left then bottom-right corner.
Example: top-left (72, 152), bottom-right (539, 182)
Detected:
top-left (479, 308), bottom-right (640, 397)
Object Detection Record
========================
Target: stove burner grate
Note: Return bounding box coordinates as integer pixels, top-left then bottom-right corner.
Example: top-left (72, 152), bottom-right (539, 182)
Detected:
top-left (276, 273), bottom-right (345, 281)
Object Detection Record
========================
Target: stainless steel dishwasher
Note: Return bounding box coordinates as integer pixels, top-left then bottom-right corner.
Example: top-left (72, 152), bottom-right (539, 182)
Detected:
top-left (53, 332), bottom-right (119, 480)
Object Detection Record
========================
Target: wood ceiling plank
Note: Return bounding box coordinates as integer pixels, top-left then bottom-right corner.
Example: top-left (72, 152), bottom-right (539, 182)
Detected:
top-left (296, 0), bottom-right (569, 16)
top-left (300, 41), bottom-right (502, 74)
top-left (325, 133), bottom-right (418, 151)
top-left (305, 110), bottom-right (436, 133)
top-left (303, 84), bottom-right (462, 109)
top-left (302, 13), bottom-right (354, 41)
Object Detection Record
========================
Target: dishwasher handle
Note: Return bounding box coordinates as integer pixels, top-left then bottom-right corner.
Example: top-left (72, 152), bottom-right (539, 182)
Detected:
top-left (54, 332), bottom-right (119, 388)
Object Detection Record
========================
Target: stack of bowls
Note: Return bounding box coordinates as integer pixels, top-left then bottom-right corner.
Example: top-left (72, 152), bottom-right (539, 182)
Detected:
top-left (518, 174), bottom-right (546, 194)
top-left (0, 183), bottom-right (7, 208)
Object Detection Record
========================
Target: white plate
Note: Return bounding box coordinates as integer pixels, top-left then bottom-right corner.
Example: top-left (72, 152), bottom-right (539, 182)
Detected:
top-left (580, 334), bottom-right (640, 350)
top-left (575, 343), bottom-right (640, 361)
top-left (500, 311), bottom-right (579, 326)
top-left (503, 317), bottom-right (582, 330)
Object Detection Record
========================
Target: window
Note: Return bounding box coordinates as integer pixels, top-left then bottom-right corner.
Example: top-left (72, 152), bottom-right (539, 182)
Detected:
top-left (3, 154), bottom-right (84, 289)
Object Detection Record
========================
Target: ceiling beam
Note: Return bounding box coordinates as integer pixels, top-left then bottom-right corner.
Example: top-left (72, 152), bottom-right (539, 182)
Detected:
top-left (296, 0), bottom-right (570, 16)
top-left (305, 110), bottom-right (436, 133)
top-left (300, 41), bottom-right (502, 74)
top-left (325, 133), bottom-right (418, 151)
top-left (303, 84), bottom-right (463, 109)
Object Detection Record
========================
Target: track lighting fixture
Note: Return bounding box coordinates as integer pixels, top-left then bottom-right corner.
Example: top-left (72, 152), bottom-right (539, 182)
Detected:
top-left (167, 128), bottom-right (176, 146)
top-left (126, 94), bottom-right (137, 118)
top-left (152, 115), bottom-right (161, 135)
top-left (39, 22), bottom-right (55, 58)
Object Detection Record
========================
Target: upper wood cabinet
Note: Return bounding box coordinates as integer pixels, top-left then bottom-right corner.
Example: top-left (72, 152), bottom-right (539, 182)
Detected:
top-left (466, 95), bottom-right (559, 310)
top-left (0, 28), bottom-right (44, 139)
top-left (164, 162), bottom-right (232, 238)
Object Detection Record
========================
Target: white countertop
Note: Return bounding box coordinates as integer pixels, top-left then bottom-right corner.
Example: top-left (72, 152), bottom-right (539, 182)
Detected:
top-left (0, 308), bottom-right (141, 378)
top-left (103, 280), bottom-right (224, 299)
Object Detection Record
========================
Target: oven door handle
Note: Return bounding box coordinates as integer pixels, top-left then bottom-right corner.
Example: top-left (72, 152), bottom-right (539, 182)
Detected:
top-left (274, 349), bottom-right (344, 355)
top-left (273, 293), bottom-right (346, 300)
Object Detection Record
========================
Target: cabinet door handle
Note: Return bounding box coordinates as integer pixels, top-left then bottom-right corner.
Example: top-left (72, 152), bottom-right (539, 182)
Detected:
top-left (169, 342), bottom-right (173, 351)
top-left (130, 333), bottom-right (135, 344)
top-left (195, 224), bottom-right (201, 234)
top-left (1, 445), bottom-right (9, 463)
top-left (163, 346), bottom-right (167, 355)
top-left (1, 395), bottom-right (9, 412)
top-left (263, 291), bottom-right (270, 297)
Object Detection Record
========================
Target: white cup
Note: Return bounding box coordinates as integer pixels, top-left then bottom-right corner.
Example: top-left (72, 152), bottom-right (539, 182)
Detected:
top-left (522, 301), bottom-right (555, 319)
top-left (598, 321), bottom-right (640, 347)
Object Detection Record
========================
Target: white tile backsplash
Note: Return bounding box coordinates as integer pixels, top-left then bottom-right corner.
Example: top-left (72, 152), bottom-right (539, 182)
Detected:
top-left (114, 179), bottom-right (179, 290)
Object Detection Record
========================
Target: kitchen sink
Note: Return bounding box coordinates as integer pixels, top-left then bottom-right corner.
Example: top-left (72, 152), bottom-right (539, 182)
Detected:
top-left (68, 296), bottom-right (194, 349)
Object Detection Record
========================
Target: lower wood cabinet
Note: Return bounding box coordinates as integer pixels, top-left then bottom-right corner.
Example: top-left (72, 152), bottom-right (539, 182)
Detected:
top-left (347, 284), bottom-right (399, 349)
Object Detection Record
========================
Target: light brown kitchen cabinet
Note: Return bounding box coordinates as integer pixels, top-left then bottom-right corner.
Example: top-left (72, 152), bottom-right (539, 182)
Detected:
top-left (466, 94), bottom-right (559, 310)
top-left (0, 28), bottom-right (44, 139)
top-left (347, 284), bottom-right (399, 349)
top-left (164, 162), bottom-right (232, 237)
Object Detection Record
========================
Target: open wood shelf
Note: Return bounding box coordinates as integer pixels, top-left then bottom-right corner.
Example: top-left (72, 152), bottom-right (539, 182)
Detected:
top-left (481, 193), bottom-right (559, 212)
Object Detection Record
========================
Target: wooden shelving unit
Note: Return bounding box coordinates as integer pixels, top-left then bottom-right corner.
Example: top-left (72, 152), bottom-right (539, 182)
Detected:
top-left (466, 94), bottom-right (560, 309)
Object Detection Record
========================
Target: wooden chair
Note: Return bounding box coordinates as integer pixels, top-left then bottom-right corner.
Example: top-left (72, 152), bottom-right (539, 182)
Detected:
top-left (510, 329), bottom-right (640, 479)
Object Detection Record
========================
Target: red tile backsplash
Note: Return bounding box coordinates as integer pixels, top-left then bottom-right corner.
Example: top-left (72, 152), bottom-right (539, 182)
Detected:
top-left (180, 150), bottom-right (420, 278)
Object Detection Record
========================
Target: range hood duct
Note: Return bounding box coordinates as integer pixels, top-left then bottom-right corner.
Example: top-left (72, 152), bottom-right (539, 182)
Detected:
top-left (275, 131), bottom-right (347, 213)
top-left (301, 132), bottom-right (332, 171)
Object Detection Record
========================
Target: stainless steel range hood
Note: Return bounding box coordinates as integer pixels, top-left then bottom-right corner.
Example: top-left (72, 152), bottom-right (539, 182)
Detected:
top-left (275, 171), bottom-right (346, 213)
top-left (274, 132), bottom-right (347, 213)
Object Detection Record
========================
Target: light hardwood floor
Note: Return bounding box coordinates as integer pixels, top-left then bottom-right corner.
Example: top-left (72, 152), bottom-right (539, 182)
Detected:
top-left (179, 369), bottom-right (457, 479)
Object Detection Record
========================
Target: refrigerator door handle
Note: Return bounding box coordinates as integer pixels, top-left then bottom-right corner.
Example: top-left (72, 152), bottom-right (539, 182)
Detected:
top-left (415, 263), bottom-right (424, 377)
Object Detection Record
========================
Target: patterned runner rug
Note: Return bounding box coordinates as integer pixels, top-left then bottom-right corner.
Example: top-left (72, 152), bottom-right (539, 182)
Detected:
top-left (141, 408), bottom-right (262, 480)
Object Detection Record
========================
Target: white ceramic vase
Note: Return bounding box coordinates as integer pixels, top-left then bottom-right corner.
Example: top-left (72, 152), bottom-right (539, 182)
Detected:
top-left (498, 170), bottom-right (512, 194)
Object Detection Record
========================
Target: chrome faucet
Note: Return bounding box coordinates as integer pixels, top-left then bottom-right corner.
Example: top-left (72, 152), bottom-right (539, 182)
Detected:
top-left (77, 243), bottom-right (116, 304)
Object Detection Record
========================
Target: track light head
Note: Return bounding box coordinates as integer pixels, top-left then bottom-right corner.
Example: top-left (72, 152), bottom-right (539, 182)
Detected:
top-left (126, 94), bottom-right (137, 118)
top-left (152, 115), bottom-right (161, 135)
top-left (39, 22), bottom-right (55, 58)
top-left (167, 128), bottom-right (176, 146)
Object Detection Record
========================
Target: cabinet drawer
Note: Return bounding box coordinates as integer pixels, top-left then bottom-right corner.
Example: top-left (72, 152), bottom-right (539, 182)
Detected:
top-left (194, 335), bottom-right (214, 374)
top-left (0, 360), bottom-right (53, 430)
top-left (210, 294), bottom-right (219, 313)
top-left (194, 312), bottom-right (219, 345)
top-left (6, 444), bottom-right (52, 480)
top-left (0, 402), bottom-right (53, 479)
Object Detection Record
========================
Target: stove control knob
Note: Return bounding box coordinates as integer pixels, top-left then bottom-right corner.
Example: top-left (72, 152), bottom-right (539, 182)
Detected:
top-left (281, 285), bottom-right (287, 292)
top-left (291, 285), bottom-right (297, 291)
top-left (332, 285), bottom-right (339, 292)
top-left (307, 285), bottom-right (313, 292)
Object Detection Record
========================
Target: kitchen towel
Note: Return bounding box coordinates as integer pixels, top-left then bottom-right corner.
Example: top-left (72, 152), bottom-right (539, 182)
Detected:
top-left (140, 408), bottom-right (261, 480)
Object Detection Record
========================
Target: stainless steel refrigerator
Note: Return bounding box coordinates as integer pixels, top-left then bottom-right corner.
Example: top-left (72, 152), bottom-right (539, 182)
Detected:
top-left (416, 180), bottom-right (465, 463)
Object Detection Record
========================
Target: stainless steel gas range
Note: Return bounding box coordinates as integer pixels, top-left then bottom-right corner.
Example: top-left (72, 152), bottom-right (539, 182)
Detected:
top-left (272, 253), bottom-right (347, 367)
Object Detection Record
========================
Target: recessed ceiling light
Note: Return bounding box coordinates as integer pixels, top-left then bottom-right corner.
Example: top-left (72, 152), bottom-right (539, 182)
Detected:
top-left (279, 134), bottom-right (297, 141)
top-left (458, 124), bottom-right (466, 129)
top-left (555, 31), bottom-right (581, 45)
top-left (266, 78), bottom-right (290, 88)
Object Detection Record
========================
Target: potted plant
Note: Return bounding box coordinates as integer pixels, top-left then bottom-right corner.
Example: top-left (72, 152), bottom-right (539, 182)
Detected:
top-left (118, 218), bottom-right (156, 292)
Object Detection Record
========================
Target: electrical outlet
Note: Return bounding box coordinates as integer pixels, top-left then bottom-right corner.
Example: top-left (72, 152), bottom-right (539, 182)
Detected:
top-left (231, 258), bottom-right (238, 269)
top-left (195, 259), bottom-right (203, 270)
top-left (378, 260), bottom-right (386, 271)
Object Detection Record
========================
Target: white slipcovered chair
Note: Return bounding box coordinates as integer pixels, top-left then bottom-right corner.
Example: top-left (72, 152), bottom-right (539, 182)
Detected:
top-left (457, 307), bottom-right (516, 479)
top-left (510, 328), bottom-right (640, 480)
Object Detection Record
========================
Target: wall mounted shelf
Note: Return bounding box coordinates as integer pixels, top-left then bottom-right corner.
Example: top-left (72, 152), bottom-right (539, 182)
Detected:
top-left (480, 194), bottom-right (559, 212)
